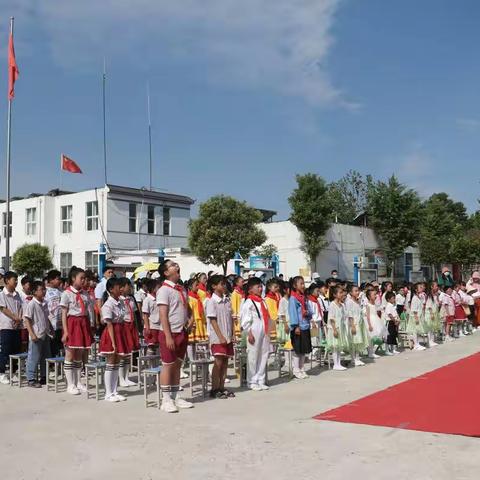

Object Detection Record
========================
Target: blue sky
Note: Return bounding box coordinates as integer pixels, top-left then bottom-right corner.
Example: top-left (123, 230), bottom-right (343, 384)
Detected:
top-left (1, 0), bottom-right (479, 219)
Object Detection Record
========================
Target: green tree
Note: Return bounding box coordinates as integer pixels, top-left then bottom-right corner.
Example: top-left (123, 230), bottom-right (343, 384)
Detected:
top-left (12, 243), bottom-right (53, 278)
top-left (189, 195), bottom-right (267, 274)
top-left (418, 193), bottom-right (468, 272)
top-left (326, 170), bottom-right (370, 224)
top-left (366, 176), bottom-right (422, 281)
top-left (449, 226), bottom-right (480, 272)
top-left (253, 243), bottom-right (278, 258)
top-left (288, 173), bottom-right (334, 269)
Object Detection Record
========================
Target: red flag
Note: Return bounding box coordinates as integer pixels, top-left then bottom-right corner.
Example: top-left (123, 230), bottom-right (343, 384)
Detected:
top-left (61, 154), bottom-right (83, 174)
top-left (8, 33), bottom-right (19, 100)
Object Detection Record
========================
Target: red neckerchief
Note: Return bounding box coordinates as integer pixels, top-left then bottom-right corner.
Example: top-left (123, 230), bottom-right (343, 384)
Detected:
top-left (234, 286), bottom-right (245, 298)
top-left (198, 283), bottom-right (207, 293)
top-left (188, 291), bottom-right (204, 317)
top-left (25, 295), bottom-right (33, 301)
top-left (124, 297), bottom-right (134, 322)
top-left (266, 291), bottom-right (280, 309)
top-left (308, 295), bottom-right (321, 311)
top-left (290, 290), bottom-right (307, 318)
top-left (162, 282), bottom-right (187, 307)
top-left (67, 287), bottom-right (86, 316)
top-left (248, 294), bottom-right (270, 333)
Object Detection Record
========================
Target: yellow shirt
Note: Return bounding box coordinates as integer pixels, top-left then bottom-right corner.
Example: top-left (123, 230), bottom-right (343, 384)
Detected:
top-left (231, 290), bottom-right (243, 318)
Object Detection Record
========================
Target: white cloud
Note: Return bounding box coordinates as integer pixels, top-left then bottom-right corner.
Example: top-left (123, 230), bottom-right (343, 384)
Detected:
top-left (456, 117), bottom-right (480, 132)
top-left (2, 0), bottom-right (350, 107)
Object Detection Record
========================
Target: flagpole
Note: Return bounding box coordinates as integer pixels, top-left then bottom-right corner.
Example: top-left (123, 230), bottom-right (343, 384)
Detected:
top-left (5, 17), bottom-right (14, 271)
top-left (147, 82), bottom-right (153, 191)
top-left (102, 57), bottom-right (108, 185)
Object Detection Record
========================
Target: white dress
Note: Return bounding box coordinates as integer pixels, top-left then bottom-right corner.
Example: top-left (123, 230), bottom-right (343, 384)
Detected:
top-left (364, 303), bottom-right (386, 340)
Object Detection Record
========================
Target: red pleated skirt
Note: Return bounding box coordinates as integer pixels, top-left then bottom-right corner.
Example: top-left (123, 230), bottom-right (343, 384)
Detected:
top-left (99, 322), bottom-right (131, 356)
top-left (144, 328), bottom-right (160, 346)
top-left (65, 315), bottom-right (94, 349)
top-left (454, 305), bottom-right (467, 321)
top-left (124, 321), bottom-right (140, 352)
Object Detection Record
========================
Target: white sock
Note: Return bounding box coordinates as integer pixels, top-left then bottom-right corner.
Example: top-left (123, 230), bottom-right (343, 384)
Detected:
top-left (105, 364), bottom-right (114, 397)
top-left (292, 354), bottom-right (300, 373)
top-left (74, 361), bottom-right (83, 386)
top-left (187, 345), bottom-right (194, 361)
top-left (171, 385), bottom-right (180, 400)
top-left (161, 385), bottom-right (172, 402)
top-left (333, 350), bottom-right (340, 368)
top-left (64, 361), bottom-right (74, 388)
top-left (119, 359), bottom-right (126, 382)
top-left (111, 366), bottom-right (119, 395)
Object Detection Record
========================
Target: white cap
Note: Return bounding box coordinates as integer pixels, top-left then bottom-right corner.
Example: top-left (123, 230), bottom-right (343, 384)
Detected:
top-left (312, 272), bottom-right (320, 279)
top-left (255, 271), bottom-right (265, 278)
top-left (248, 270), bottom-right (256, 277)
top-left (0, 267), bottom-right (5, 276)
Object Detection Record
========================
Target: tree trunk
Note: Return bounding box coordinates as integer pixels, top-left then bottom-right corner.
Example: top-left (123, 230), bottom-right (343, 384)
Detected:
top-left (222, 262), bottom-right (227, 275)
top-left (391, 260), bottom-right (395, 284)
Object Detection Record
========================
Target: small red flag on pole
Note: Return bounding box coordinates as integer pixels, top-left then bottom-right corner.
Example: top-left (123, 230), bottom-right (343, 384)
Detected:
top-left (8, 29), bottom-right (19, 100)
top-left (61, 154), bottom-right (83, 174)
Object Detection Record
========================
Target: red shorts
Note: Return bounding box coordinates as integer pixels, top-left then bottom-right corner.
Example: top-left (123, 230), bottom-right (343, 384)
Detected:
top-left (144, 328), bottom-right (160, 347)
top-left (211, 342), bottom-right (234, 357)
top-left (446, 315), bottom-right (455, 325)
top-left (159, 330), bottom-right (188, 364)
top-left (454, 305), bottom-right (466, 321)
top-left (99, 322), bottom-right (131, 356)
top-left (65, 315), bottom-right (94, 349)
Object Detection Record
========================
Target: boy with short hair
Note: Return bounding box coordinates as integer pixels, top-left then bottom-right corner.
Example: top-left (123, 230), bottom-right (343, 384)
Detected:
top-left (45, 269), bottom-right (64, 357)
top-left (157, 260), bottom-right (193, 413)
top-left (205, 275), bottom-right (235, 399)
top-left (24, 281), bottom-right (53, 387)
top-left (0, 271), bottom-right (23, 384)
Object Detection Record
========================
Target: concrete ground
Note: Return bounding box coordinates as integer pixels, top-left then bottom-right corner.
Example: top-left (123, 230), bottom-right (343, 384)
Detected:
top-left (1, 336), bottom-right (479, 480)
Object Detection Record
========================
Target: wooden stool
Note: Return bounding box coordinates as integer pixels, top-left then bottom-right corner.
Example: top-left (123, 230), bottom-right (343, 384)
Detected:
top-left (85, 361), bottom-right (106, 400)
top-left (143, 366), bottom-right (162, 408)
top-left (9, 353), bottom-right (28, 387)
top-left (45, 356), bottom-right (65, 393)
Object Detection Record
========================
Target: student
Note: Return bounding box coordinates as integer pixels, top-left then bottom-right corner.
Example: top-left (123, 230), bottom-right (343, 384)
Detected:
top-left (118, 277), bottom-right (139, 387)
top-left (45, 269), bottom-right (63, 358)
top-left (99, 278), bottom-right (131, 402)
top-left (18, 275), bottom-right (34, 349)
top-left (0, 272), bottom-right (23, 385)
top-left (307, 283), bottom-right (324, 349)
top-left (60, 267), bottom-right (94, 395)
top-left (441, 286), bottom-right (455, 341)
top-left (364, 289), bottom-right (385, 359)
top-left (240, 277), bottom-right (271, 391)
top-left (453, 282), bottom-right (468, 336)
top-left (24, 281), bottom-right (53, 387)
top-left (135, 278), bottom-right (148, 307)
top-left (195, 272), bottom-right (208, 303)
top-left (265, 279), bottom-right (281, 344)
top-left (406, 283), bottom-right (427, 351)
top-left (327, 285), bottom-right (347, 370)
top-left (157, 260), bottom-right (193, 413)
top-left (187, 277), bottom-right (208, 343)
top-left (289, 276), bottom-right (312, 379)
top-left (205, 275), bottom-right (235, 399)
top-left (424, 283), bottom-right (440, 346)
top-left (395, 285), bottom-right (408, 317)
top-left (345, 284), bottom-right (368, 366)
top-left (142, 279), bottom-right (161, 356)
top-left (230, 276), bottom-right (245, 338)
top-left (317, 280), bottom-right (330, 326)
top-left (383, 291), bottom-right (400, 355)
top-left (277, 281), bottom-right (290, 345)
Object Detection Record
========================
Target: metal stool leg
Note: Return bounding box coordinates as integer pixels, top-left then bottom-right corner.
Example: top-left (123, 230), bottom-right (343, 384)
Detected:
top-left (9, 357), bottom-right (13, 386)
top-left (157, 374), bottom-right (161, 409)
top-left (144, 372), bottom-right (148, 408)
top-left (95, 367), bottom-right (99, 401)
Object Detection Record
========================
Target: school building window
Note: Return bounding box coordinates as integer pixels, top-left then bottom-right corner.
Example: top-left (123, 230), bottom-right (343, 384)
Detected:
top-left (60, 252), bottom-right (72, 277)
top-left (129, 203), bottom-right (137, 233)
top-left (25, 207), bottom-right (37, 236)
top-left (162, 207), bottom-right (170, 236)
top-left (61, 205), bottom-right (73, 234)
top-left (86, 201), bottom-right (99, 231)
top-left (85, 251), bottom-right (99, 273)
top-left (147, 205), bottom-right (155, 234)
top-left (2, 211), bottom-right (12, 238)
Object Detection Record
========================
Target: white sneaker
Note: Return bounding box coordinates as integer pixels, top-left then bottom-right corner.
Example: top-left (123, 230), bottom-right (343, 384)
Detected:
top-left (224, 377), bottom-right (231, 383)
top-left (333, 365), bottom-right (347, 371)
top-left (293, 371), bottom-right (304, 379)
top-left (67, 385), bottom-right (81, 395)
top-left (369, 353), bottom-right (380, 359)
top-left (0, 374), bottom-right (9, 385)
top-left (258, 384), bottom-right (270, 390)
top-left (385, 350), bottom-right (394, 356)
top-left (250, 384), bottom-right (262, 391)
top-left (112, 393), bottom-right (127, 402)
top-left (300, 371), bottom-right (309, 379)
top-left (175, 397), bottom-right (194, 409)
top-left (429, 341), bottom-right (439, 347)
top-left (393, 349), bottom-right (401, 355)
top-left (105, 394), bottom-right (120, 403)
top-left (119, 378), bottom-right (137, 387)
top-left (76, 382), bottom-right (87, 393)
top-left (180, 370), bottom-right (189, 379)
top-left (414, 345), bottom-right (426, 351)
top-left (161, 400), bottom-right (179, 413)
top-left (354, 359), bottom-right (365, 367)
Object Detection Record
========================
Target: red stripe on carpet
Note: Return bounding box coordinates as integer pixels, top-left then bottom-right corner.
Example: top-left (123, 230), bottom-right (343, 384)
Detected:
top-left (314, 352), bottom-right (480, 437)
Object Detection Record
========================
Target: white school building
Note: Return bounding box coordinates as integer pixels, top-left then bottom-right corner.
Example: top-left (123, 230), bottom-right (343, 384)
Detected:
top-left (0, 184), bottom-right (194, 275)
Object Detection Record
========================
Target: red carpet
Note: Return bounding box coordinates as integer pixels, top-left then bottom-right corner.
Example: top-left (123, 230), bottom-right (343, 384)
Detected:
top-left (314, 352), bottom-right (480, 437)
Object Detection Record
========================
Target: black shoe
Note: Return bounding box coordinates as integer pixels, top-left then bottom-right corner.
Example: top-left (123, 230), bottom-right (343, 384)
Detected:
top-left (39, 377), bottom-right (47, 385)
top-left (28, 380), bottom-right (41, 388)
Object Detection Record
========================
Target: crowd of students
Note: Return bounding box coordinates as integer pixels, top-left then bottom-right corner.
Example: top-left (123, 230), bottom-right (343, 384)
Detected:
top-left (0, 262), bottom-right (478, 413)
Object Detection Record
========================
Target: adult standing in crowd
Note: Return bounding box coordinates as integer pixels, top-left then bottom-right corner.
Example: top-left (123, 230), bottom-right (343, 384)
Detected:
top-left (466, 271), bottom-right (480, 329)
top-left (94, 267), bottom-right (114, 310)
top-left (437, 266), bottom-right (454, 289)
